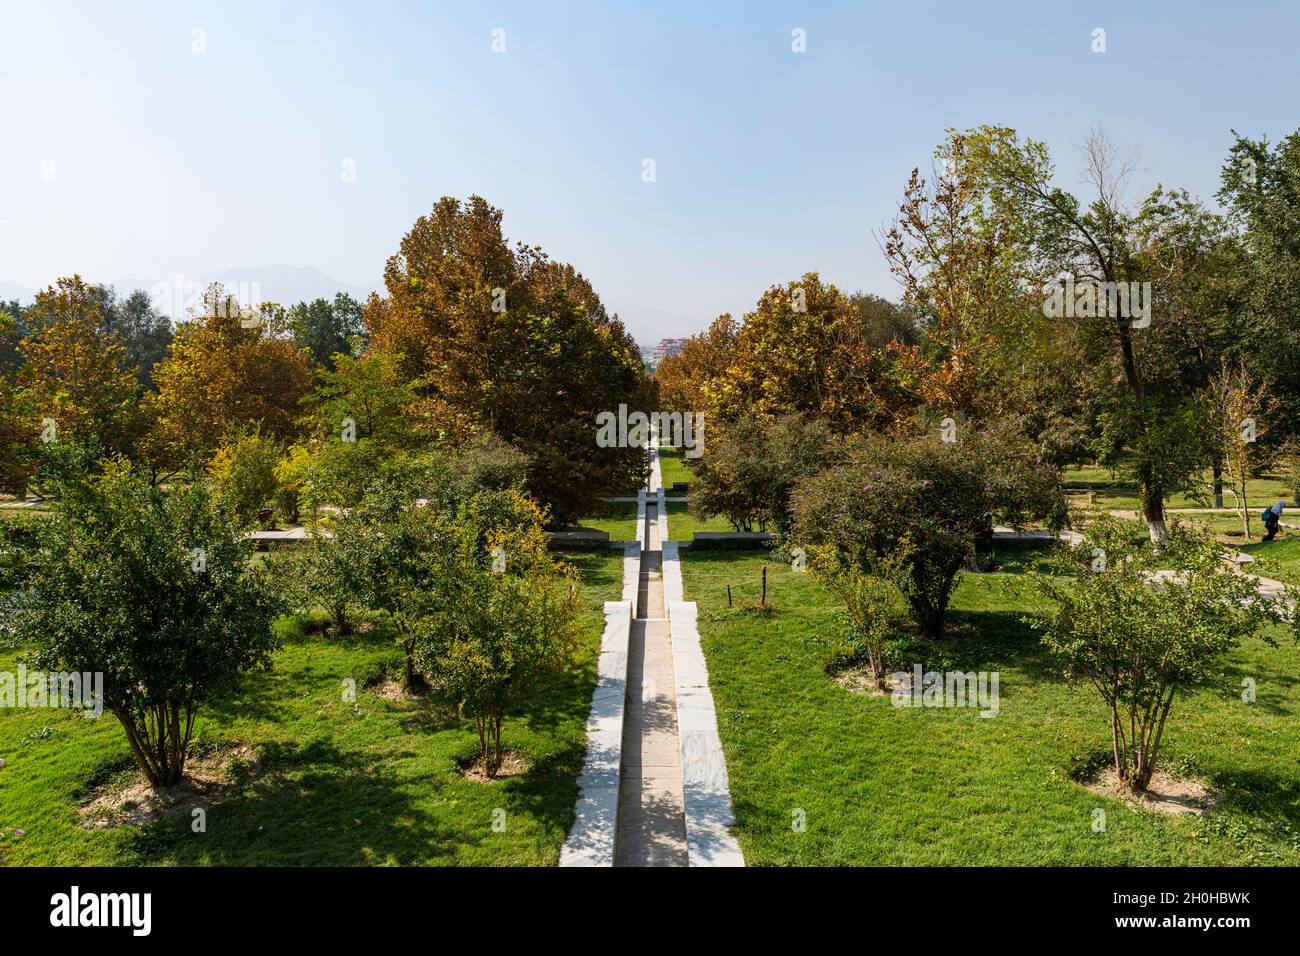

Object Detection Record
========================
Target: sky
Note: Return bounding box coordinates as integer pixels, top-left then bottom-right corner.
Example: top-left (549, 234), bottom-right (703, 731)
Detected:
top-left (2, 0), bottom-right (1298, 344)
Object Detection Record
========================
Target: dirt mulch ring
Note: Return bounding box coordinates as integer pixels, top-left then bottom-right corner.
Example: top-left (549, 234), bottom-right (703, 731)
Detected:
top-left (77, 744), bottom-right (259, 830)
top-left (833, 666), bottom-right (901, 698)
top-left (457, 750), bottom-right (531, 783)
top-left (368, 677), bottom-right (437, 703)
top-left (1085, 767), bottom-right (1220, 816)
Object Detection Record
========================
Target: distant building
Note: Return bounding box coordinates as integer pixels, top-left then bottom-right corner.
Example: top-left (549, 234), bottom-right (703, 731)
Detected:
top-left (651, 337), bottom-right (689, 365)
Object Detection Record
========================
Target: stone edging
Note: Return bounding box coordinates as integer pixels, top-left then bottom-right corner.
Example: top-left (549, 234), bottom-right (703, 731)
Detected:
top-left (661, 512), bottom-right (744, 867)
top-left (558, 593), bottom-right (633, 866)
top-left (666, 598), bottom-right (744, 866)
top-left (559, 539), bottom-right (640, 866)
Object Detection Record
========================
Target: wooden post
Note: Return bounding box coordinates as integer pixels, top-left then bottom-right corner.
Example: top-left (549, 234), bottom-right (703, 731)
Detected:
top-left (761, 563), bottom-right (767, 606)
top-left (726, 584), bottom-right (733, 607)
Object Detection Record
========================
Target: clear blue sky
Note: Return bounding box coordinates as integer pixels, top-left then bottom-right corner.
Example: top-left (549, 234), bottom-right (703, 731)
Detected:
top-left (2, 0), bottom-right (1297, 343)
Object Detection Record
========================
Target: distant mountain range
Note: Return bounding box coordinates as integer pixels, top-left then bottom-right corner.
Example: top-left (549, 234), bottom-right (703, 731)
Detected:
top-left (0, 266), bottom-right (380, 317)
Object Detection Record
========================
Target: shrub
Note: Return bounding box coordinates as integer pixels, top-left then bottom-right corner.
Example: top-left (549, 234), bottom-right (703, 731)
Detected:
top-left (283, 529), bottom-right (359, 634)
top-left (414, 489), bottom-right (581, 776)
top-left (807, 537), bottom-right (912, 688)
top-left (5, 456), bottom-right (282, 786)
top-left (1031, 516), bottom-right (1296, 792)
top-left (272, 446), bottom-right (313, 525)
top-left (691, 412), bottom-right (832, 533)
top-left (209, 430), bottom-right (280, 525)
top-left (302, 437), bottom-right (390, 511)
top-left (793, 429), bottom-right (1062, 638)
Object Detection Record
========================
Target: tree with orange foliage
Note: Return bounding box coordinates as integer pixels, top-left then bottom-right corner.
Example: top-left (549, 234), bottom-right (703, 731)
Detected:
top-left (363, 196), bottom-right (649, 523)
top-left (654, 314), bottom-right (737, 417)
top-left (707, 273), bottom-right (907, 435)
top-left (148, 284), bottom-right (312, 464)
top-left (18, 276), bottom-right (143, 456)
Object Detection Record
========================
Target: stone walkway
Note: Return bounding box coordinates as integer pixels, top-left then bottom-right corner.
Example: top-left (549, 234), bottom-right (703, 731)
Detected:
top-left (615, 469), bottom-right (689, 865)
top-left (560, 432), bottom-right (743, 867)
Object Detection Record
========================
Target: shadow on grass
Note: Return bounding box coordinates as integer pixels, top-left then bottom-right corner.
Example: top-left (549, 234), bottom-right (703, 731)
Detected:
top-left (1211, 767), bottom-right (1300, 828)
top-left (124, 737), bottom-right (465, 865)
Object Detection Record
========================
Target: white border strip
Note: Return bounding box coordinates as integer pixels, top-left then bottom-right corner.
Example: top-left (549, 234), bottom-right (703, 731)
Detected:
top-left (668, 599), bottom-right (743, 866)
top-left (559, 593), bottom-right (634, 867)
top-left (660, 486), bottom-right (744, 866)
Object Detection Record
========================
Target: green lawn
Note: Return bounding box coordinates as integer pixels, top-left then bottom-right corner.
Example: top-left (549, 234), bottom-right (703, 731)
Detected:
top-left (1064, 465), bottom-right (1294, 513)
top-left (0, 549), bottom-right (623, 866)
top-left (657, 448), bottom-right (693, 490)
top-left (665, 500), bottom-right (734, 541)
top-left (567, 502), bottom-right (638, 542)
top-left (681, 548), bottom-right (1300, 865)
top-left (1241, 537), bottom-right (1300, 586)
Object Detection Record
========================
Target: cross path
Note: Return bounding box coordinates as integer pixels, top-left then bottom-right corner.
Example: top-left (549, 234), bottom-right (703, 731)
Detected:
top-left (560, 434), bottom-right (743, 867)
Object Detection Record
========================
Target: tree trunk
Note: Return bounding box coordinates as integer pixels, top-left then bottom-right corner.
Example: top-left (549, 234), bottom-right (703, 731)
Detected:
top-left (1141, 486), bottom-right (1167, 542)
top-left (401, 636), bottom-right (428, 692)
top-left (911, 595), bottom-right (950, 640)
top-left (1241, 482), bottom-right (1251, 538)
top-left (1212, 461), bottom-right (1223, 510)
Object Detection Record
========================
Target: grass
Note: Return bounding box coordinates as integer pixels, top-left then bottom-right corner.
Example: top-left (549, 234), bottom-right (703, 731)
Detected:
top-left (1241, 537), bottom-right (1300, 586)
top-left (681, 548), bottom-right (1300, 865)
top-left (566, 501), bottom-right (638, 542)
top-left (1064, 464), bottom-right (1294, 513)
top-left (657, 447), bottom-right (693, 490)
top-left (665, 501), bottom-right (733, 541)
top-left (0, 548), bottom-right (623, 866)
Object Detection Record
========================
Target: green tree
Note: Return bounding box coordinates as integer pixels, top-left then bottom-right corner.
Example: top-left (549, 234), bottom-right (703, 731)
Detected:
top-left (806, 536), bottom-right (914, 689)
top-left (6, 452), bottom-right (282, 787)
top-left (963, 126), bottom-right (1231, 540)
top-left (308, 350), bottom-right (418, 448)
top-left (1032, 517), bottom-right (1295, 792)
top-left (414, 489), bottom-right (581, 776)
top-left (793, 429), bottom-right (1062, 638)
top-left (288, 292), bottom-right (364, 370)
top-left (103, 287), bottom-right (174, 387)
top-left (1219, 129), bottom-right (1300, 450)
top-left (208, 430), bottom-right (282, 526)
top-left (690, 412), bottom-right (832, 533)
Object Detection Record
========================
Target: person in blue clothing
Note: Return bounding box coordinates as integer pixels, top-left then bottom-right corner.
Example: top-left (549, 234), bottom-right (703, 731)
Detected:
top-left (1261, 500), bottom-right (1286, 541)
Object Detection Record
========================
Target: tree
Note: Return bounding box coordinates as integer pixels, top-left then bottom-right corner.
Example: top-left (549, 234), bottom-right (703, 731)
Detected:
top-left (700, 274), bottom-right (907, 435)
top-left (208, 430), bottom-right (282, 526)
top-left (964, 126), bottom-right (1226, 540)
top-left (689, 412), bottom-right (832, 533)
top-left (1219, 129), bottom-right (1300, 452)
top-left (883, 131), bottom-right (1050, 423)
top-left (363, 196), bottom-right (650, 523)
top-left (18, 276), bottom-right (142, 457)
top-left (1208, 361), bottom-right (1276, 537)
top-left (285, 519), bottom-right (362, 634)
top-left (307, 350), bottom-right (418, 449)
top-left (102, 288), bottom-right (174, 387)
top-left (5, 452), bottom-right (282, 787)
top-left (334, 466), bottom-right (445, 689)
top-left (413, 488), bottom-right (581, 776)
top-left (1033, 517), bottom-right (1294, 792)
top-left (807, 537), bottom-right (913, 689)
top-left (149, 284), bottom-right (312, 460)
top-left (653, 314), bottom-right (738, 416)
top-left (792, 429), bottom-right (1062, 638)
top-left (848, 292), bottom-right (921, 349)
top-left (288, 293), bottom-right (363, 370)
